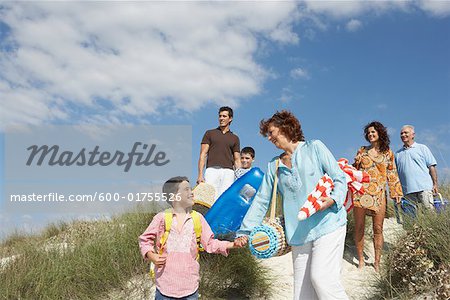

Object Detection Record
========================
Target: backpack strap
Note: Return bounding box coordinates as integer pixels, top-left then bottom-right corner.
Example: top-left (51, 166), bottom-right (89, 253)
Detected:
top-left (159, 209), bottom-right (173, 254)
top-left (161, 210), bottom-right (203, 255)
top-left (191, 210), bottom-right (204, 259)
top-left (150, 209), bottom-right (173, 279)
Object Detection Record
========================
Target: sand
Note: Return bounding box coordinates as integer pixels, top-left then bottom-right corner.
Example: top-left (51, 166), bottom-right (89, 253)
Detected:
top-left (262, 217), bottom-right (404, 300)
top-left (104, 218), bottom-right (404, 299)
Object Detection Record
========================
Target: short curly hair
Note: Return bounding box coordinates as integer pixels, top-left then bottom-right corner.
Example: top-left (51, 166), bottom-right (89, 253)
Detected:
top-left (260, 110), bottom-right (305, 143)
top-left (364, 121), bottom-right (390, 153)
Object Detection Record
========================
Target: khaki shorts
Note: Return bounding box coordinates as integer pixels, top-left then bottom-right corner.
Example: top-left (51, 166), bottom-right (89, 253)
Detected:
top-left (404, 190), bottom-right (434, 210)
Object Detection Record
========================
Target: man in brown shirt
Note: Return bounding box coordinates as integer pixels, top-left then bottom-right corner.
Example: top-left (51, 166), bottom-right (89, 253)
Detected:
top-left (197, 106), bottom-right (241, 199)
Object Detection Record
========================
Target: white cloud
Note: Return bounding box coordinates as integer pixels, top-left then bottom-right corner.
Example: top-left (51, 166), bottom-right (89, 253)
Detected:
top-left (280, 87), bottom-right (293, 103)
top-left (301, 1), bottom-right (445, 29)
top-left (302, 1), bottom-right (364, 18)
top-left (1, 2), bottom-right (449, 128)
top-left (418, 0), bottom-right (450, 17)
top-left (290, 67), bottom-right (310, 79)
top-left (302, 1), bottom-right (401, 19)
top-left (304, 28), bottom-right (317, 40)
top-left (418, 126), bottom-right (450, 151)
top-left (0, 2), bottom-right (299, 128)
top-left (415, 125), bottom-right (450, 183)
top-left (346, 19), bottom-right (362, 32)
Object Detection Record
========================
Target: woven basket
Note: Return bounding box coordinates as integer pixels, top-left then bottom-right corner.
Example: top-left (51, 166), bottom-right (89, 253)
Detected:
top-left (249, 159), bottom-right (291, 259)
top-left (249, 217), bottom-right (291, 258)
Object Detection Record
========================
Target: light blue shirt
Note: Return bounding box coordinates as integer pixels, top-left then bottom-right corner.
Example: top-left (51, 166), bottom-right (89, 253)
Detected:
top-left (395, 142), bottom-right (437, 195)
top-left (237, 140), bottom-right (347, 246)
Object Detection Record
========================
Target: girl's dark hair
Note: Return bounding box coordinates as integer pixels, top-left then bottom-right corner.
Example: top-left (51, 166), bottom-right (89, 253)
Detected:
top-left (260, 110), bottom-right (304, 142)
top-left (364, 121), bottom-right (390, 153)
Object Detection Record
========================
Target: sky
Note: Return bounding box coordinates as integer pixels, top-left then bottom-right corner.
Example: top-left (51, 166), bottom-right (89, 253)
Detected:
top-left (0, 1), bottom-right (449, 239)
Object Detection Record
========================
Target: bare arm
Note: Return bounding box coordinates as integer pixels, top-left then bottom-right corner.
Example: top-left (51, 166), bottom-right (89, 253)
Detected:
top-left (233, 151), bottom-right (242, 169)
top-left (197, 144), bottom-right (209, 184)
top-left (429, 165), bottom-right (438, 194)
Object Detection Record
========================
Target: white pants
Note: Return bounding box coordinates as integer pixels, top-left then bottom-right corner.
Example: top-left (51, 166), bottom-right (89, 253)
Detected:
top-left (292, 225), bottom-right (348, 300)
top-left (204, 167), bottom-right (235, 200)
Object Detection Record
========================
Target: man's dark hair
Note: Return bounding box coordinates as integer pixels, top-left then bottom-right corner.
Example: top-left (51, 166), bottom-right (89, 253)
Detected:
top-left (162, 176), bottom-right (189, 196)
top-left (219, 106), bottom-right (233, 119)
top-left (241, 146), bottom-right (255, 158)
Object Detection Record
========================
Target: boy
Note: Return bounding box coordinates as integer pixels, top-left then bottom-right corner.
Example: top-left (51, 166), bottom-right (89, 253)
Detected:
top-left (235, 147), bottom-right (255, 179)
top-left (139, 176), bottom-right (242, 300)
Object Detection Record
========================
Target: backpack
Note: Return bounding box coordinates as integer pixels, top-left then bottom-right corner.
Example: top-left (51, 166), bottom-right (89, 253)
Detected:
top-left (149, 209), bottom-right (204, 278)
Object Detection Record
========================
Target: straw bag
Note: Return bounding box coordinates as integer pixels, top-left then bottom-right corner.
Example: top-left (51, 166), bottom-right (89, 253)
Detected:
top-left (249, 159), bottom-right (291, 258)
top-left (193, 182), bottom-right (216, 208)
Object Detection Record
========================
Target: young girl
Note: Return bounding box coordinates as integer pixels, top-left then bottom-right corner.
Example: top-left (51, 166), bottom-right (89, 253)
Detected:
top-left (139, 176), bottom-right (242, 300)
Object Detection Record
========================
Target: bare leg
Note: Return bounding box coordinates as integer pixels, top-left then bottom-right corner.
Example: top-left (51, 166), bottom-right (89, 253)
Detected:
top-left (353, 207), bottom-right (366, 269)
top-left (372, 198), bottom-right (386, 272)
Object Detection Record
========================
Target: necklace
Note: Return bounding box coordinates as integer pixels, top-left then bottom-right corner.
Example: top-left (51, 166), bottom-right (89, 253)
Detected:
top-left (367, 147), bottom-right (384, 163)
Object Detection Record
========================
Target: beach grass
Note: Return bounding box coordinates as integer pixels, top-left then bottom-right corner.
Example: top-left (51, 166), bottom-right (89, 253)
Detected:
top-left (372, 184), bottom-right (450, 299)
top-left (200, 248), bottom-right (272, 299)
top-left (0, 207), bottom-right (272, 299)
top-left (0, 210), bottom-right (152, 299)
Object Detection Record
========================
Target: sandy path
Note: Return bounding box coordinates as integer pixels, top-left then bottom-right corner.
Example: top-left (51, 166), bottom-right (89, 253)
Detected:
top-left (261, 217), bottom-right (404, 300)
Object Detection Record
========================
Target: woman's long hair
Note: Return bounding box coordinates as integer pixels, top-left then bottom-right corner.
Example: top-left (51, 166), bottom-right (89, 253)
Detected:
top-left (364, 121), bottom-right (390, 153)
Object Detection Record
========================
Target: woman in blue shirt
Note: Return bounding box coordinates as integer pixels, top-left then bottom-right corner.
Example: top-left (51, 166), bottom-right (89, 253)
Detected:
top-left (235, 110), bottom-right (348, 300)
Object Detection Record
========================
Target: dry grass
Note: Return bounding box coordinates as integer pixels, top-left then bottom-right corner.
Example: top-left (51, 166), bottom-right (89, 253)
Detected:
top-left (0, 207), bottom-right (272, 299)
top-left (372, 184), bottom-right (450, 299)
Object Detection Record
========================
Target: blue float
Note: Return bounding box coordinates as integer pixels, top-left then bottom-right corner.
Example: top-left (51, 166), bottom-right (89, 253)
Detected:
top-left (205, 167), bottom-right (264, 235)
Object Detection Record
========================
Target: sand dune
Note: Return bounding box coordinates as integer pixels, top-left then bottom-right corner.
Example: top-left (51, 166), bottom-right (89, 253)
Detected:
top-left (263, 217), bottom-right (404, 300)
top-left (104, 218), bottom-right (403, 299)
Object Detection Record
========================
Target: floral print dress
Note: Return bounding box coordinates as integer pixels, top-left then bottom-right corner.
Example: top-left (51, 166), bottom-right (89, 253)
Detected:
top-left (353, 146), bottom-right (403, 213)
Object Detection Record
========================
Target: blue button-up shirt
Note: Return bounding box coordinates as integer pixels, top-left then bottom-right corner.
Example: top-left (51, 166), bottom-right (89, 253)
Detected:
top-left (395, 142), bottom-right (437, 195)
top-left (237, 140), bottom-right (347, 246)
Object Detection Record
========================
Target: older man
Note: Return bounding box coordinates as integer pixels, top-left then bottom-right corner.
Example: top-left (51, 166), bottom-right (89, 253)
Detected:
top-left (395, 125), bottom-right (438, 209)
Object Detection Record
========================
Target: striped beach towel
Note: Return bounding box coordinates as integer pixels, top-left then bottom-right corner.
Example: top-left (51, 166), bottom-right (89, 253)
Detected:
top-left (298, 158), bottom-right (370, 220)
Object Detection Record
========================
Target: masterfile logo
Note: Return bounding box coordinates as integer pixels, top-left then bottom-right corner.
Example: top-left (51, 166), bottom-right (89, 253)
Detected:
top-left (3, 125), bottom-right (192, 214)
top-left (26, 142), bottom-right (170, 172)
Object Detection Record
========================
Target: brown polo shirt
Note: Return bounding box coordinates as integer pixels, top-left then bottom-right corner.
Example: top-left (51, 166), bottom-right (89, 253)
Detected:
top-left (201, 127), bottom-right (240, 169)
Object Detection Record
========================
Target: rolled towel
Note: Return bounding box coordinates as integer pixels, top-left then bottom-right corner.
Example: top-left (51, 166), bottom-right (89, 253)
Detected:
top-left (298, 174), bottom-right (333, 221)
top-left (298, 158), bottom-right (370, 221)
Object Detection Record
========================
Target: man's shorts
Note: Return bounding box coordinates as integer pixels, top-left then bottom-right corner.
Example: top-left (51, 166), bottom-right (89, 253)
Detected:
top-left (404, 190), bottom-right (434, 210)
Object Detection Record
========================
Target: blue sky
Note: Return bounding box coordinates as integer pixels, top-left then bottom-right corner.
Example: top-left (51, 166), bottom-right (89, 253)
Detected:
top-left (0, 1), bottom-right (449, 238)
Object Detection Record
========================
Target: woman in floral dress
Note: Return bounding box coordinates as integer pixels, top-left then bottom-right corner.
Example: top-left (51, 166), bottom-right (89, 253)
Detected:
top-left (353, 121), bottom-right (403, 272)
